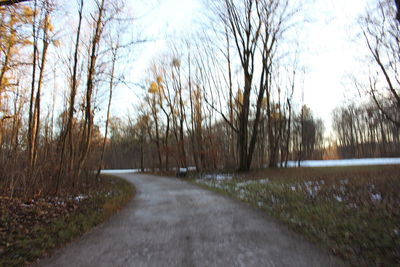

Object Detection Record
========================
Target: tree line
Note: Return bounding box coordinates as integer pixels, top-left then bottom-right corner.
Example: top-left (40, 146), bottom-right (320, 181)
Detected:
top-left (104, 0), bottom-right (325, 171)
top-left (333, 101), bottom-right (400, 158)
top-left (0, 0), bottom-right (132, 197)
top-left (104, 0), bottom-right (400, 171)
top-left (1, 0), bottom-right (399, 196)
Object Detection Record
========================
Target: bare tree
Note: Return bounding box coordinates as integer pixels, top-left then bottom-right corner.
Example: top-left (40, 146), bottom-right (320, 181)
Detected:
top-left (221, 0), bottom-right (262, 171)
top-left (27, 0), bottom-right (54, 192)
top-left (145, 82), bottom-right (163, 170)
top-left (27, 0), bottom-right (39, 180)
top-left (76, 0), bottom-right (106, 183)
top-left (96, 33), bottom-right (120, 179)
top-left (0, 0), bottom-right (140, 197)
top-left (209, 0), bottom-right (294, 170)
top-left (360, 0), bottom-right (400, 127)
top-left (333, 100), bottom-right (399, 158)
top-left (55, 0), bottom-right (83, 194)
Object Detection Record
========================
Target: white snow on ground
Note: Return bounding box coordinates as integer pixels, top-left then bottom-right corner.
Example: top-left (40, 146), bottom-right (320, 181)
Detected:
top-left (101, 166), bottom-right (197, 174)
top-left (100, 169), bottom-right (140, 174)
top-left (370, 193), bottom-right (382, 201)
top-left (101, 158), bottom-right (400, 175)
top-left (74, 194), bottom-right (88, 202)
top-left (236, 179), bottom-right (270, 188)
top-left (334, 195), bottom-right (343, 202)
top-left (284, 157), bottom-right (400, 167)
top-left (201, 173), bottom-right (233, 180)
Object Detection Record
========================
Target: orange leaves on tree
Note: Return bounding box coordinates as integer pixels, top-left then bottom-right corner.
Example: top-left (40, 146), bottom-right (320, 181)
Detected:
top-left (148, 82), bottom-right (158, 94)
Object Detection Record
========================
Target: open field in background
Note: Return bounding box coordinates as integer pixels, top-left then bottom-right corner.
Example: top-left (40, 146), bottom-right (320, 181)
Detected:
top-left (285, 158), bottom-right (400, 167)
top-left (190, 165), bottom-right (400, 266)
top-left (0, 175), bottom-right (135, 267)
top-left (102, 157), bottom-right (400, 174)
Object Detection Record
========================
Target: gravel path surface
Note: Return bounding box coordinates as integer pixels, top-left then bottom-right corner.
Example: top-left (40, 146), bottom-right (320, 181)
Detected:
top-left (34, 173), bottom-right (343, 267)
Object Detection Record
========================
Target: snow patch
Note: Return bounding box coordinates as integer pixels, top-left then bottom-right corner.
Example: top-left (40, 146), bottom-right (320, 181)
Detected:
top-left (235, 179), bottom-right (269, 188)
top-left (370, 193), bottom-right (382, 201)
top-left (74, 194), bottom-right (88, 202)
top-left (100, 169), bottom-right (140, 174)
top-left (201, 173), bottom-right (233, 180)
top-left (334, 195), bottom-right (343, 202)
top-left (302, 181), bottom-right (321, 197)
top-left (284, 157), bottom-right (400, 167)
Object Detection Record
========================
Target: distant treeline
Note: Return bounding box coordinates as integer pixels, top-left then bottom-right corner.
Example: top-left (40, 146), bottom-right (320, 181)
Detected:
top-left (333, 101), bottom-right (400, 159)
top-left (104, 99), bottom-right (400, 171)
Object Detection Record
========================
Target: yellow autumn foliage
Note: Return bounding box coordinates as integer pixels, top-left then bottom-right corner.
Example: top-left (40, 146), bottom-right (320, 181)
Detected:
top-left (236, 89), bottom-right (243, 105)
top-left (148, 82), bottom-right (158, 94)
top-left (45, 16), bottom-right (54, 32)
top-left (156, 76), bottom-right (163, 84)
top-left (23, 39), bottom-right (33, 46)
top-left (48, 23), bottom-right (54, 32)
top-left (23, 6), bottom-right (35, 17)
top-left (1, 77), bottom-right (9, 86)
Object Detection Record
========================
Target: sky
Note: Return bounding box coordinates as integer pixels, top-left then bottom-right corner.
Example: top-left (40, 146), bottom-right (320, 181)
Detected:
top-left (115, 0), bottom-right (373, 137)
top-left (111, 0), bottom-right (201, 115)
top-left (298, 0), bottom-right (370, 134)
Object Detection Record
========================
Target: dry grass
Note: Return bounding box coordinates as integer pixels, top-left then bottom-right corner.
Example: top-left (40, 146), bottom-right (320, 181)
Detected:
top-left (192, 165), bottom-right (400, 266)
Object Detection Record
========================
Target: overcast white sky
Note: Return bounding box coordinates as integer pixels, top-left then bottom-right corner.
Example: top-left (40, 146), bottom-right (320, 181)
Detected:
top-left (115, 0), bottom-right (373, 136)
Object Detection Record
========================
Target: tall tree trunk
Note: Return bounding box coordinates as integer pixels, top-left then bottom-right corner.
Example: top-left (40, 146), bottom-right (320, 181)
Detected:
top-left (164, 114), bottom-right (170, 171)
top-left (96, 42), bottom-right (117, 179)
top-left (76, 0), bottom-right (105, 185)
top-left (27, 0), bottom-right (38, 181)
top-left (140, 130), bottom-right (144, 172)
top-left (284, 99), bottom-right (292, 168)
top-left (31, 21), bottom-right (49, 193)
top-left (237, 71), bottom-right (252, 171)
top-left (56, 0), bottom-right (83, 194)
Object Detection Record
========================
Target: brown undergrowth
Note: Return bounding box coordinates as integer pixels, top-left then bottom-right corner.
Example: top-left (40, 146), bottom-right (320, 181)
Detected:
top-left (0, 174), bottom-right (134, 267)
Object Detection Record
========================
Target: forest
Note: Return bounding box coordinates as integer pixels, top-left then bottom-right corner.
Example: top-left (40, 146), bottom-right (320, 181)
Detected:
top-left (0, 0), bottom-right (399, 198)
top-left (103, 0), bottom-right (400, 172)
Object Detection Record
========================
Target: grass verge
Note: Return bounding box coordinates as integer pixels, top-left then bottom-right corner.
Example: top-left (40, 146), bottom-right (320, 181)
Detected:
top-left (0, 174), bottom-right (135, 267)
top-left (189, 165), bottom-right (400, 266)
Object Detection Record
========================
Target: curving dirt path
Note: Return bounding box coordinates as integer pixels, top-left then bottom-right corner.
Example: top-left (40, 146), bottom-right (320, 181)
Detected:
top-left (35, 173), bottom-right (343, 267)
